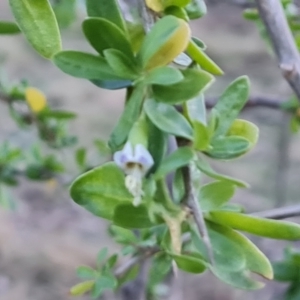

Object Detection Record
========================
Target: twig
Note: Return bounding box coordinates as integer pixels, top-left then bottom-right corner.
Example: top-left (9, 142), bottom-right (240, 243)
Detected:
top-left (254, 0), bottom-right (300, 102)
top-left (252, 204), bottom-right (300, 219)
top-left (182, 164), bottom-right (215, 265)
top-left (274, 112), bottom-right (290, 207)
top-left (205, 95), bottom-right (285, 109)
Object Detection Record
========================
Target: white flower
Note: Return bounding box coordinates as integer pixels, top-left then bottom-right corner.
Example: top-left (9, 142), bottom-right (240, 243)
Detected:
top-left (113, 142), bottom-right (154, 206)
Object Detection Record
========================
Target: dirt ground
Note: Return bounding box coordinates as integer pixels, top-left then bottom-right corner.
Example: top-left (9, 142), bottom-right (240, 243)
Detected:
top-left (0, 1), bottom-right (300, 300)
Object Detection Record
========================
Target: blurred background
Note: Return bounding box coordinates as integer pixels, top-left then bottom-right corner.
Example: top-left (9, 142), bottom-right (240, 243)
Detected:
top-left (0, 0), bottom-right (300, 299)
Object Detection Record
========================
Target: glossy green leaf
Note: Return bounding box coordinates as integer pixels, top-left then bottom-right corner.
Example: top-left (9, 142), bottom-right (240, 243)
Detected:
top-left (53, 51), bottom-right (125, 81)
top-left (209, 211), bottom-right (300, 240)
top-left (186, 40), bottom-right (223, 75)
top-left (212, 268), bottom-right (264, 290)
top-left (212, 76), bottom-right (250, 137)
top-left (138, 15), bottom-right (190, 70)
top-left (147, 120), bottom-right (167, 172)
top-left (172, 253), bottom-right (206, 273)
top-left (196, 156), bottom-right (249, 188)
top-left (109, 85), bottom-right (145, 151)
top-left (192, 223), bottom-right (246, 272)
top-left (0, 21), bottom-right (20, 34)
top-left (207, 222), bottom-right (273, 289)
top-left (186, 93), bottom-right (206, 124)
top-left (144, 98), bottom-right (193, 140)
top-left (144, 66), bottom-right (184, 86)
top-left (91, 79), bottom-right (132, 90)
top-left (86, 0), bottom-right (127, 32)
top-left (152, 69), bottom-right (214, 104)
top-left (206, 136), bottom-right (251, 160)
top-left (172, 169), bottom-right (185, 204)
top-left (113, 203), bottom-right (154, 228)
top-left (227, 119), bottom-right (259, 146)
top-left (70, 162), bottom-right (132, 220)
top-left (199, 181), bottom-right (235, 211)
top-left (109, 225), bottom-right (138, 244)
top-left (164, 5), bottom-right (189, 21)
top-left (82, 18), bottom-right (133, 58)
top-left (193, 121), bottom-right (210, 150)
top-left (154, 146), bottom-right (194, 179)
top-left (9, 0), bottom-right (61, 58)
top-left (104, 49), bottom-right (139, 80)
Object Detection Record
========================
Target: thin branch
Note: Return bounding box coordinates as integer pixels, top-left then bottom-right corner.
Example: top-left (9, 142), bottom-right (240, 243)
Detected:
top-left (182, 164), bottom-right (215, 265)
top-left (254, 0), bottom-right (300, 102)
top-left (205, 95), bottom-right (285, 109)
top-left (252, 204), bottom-right (300, 219)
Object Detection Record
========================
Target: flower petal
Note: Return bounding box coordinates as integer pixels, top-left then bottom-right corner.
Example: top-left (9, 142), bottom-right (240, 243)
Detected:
top-left (113, 142), bottom-right (134, 169)
top-left (134, 144), bottom-right (154, 174)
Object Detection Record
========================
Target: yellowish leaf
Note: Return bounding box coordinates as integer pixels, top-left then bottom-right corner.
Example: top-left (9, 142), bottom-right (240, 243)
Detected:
top-left (25, 87), bottom-right (47, 113)
top-left (145, 0), bottom-right (164, 12)
top-left (70, 280), bottom-right (95, 296)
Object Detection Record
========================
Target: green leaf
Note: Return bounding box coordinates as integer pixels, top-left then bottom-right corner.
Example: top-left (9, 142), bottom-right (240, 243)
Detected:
top-left (0, 21), bottom-right (20, 34)
top-left (196, 156), bottom-right (249, 188)
top-left (92, 275), bottom-right (117, 298)
top-left (147, 119), bottom-right (167, 173)
top-left (212, 76), bottom-right (250, 137)
top-left (144, 98), bottom-right (193, 140)
top-left (86, 0), bottom-right (127, 33)
top-left (206, 222), bottom-right (273, 289)
top-left (273, 261), bottom-right (299, 282)
top-left (53, 51), bottom-right (126, 81)
top-left (70, 162), bottom-right (132, 220)
top-left (154, 147), bottom-right (194, 179)
top-left (83, 18), bottom-right (133, 58)
top-left (164, 5), bottom-right (189, 21)
top-left (97, 248), bottom-right (108, 265)
top-left (77, 266), bottom-right (96, 279)
top-left (172, 253), bottom-right (207, 273)
top-left (209, 211), bottom-right (300, 240)
top-left (9, 0), bottom-right (61, 58)
top-left (192, 223), bottom-right (246, 272)
top-left (227, 119), bottom-right (259, 146)
top-left (109, 225), bottom-right (138, 244)
top-left (152, 69), bottom-right (214, 104)
top-left (39, 110), bottom-right (76, 120)
top-left (148, 253), bottom-right (172, 288)
top-left (185, 0), bottom-right (207, 19)
top-left (109, 85), bottom-right (145, 151)
top-left (75, 148), bottom-right (87, 169)
top-left (104, 49), bottom-right (140, 80)
top-left (199, 181), bottom-right (235, 211)
top-left (193, 121), bottom-right (210, 150)
top-left (206, 136), bottom-right (251, 160)
top-left (91, 79), bottom-right (132, 90)
top-left (138, 15), bottom-right (190, 70)
top-left (144, 66), bottom-right (184, 86)
top-left (186, 93), bottom-right (206, 124)
top-left (113, 203), bottom-right (154, 228)
top-left (52, 0), bottom-right (76, 29)
top-left (186, 40), bottom-right (223, 75)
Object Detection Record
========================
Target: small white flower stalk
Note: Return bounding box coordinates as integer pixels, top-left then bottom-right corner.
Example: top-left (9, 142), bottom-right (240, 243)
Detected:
top-left (114, 141), bottom-right (154, 206)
